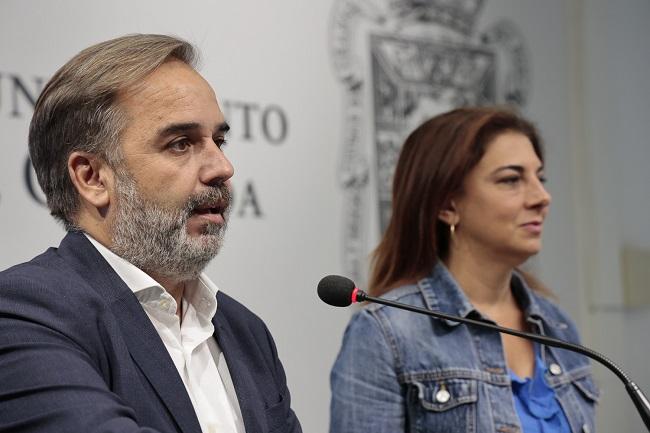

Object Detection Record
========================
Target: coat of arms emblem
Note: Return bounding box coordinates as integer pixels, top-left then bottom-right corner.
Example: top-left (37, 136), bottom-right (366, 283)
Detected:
top-left (330, 0), bottom-right (531, 284)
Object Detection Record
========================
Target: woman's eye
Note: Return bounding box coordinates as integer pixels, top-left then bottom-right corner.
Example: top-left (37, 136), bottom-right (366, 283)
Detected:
top-left (500, 176), bottom-right (521, 185)
top-left (538, 175), bottom-right (547, 184)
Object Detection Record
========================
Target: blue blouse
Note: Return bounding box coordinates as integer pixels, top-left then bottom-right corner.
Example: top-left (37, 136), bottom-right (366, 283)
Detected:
top-left (510, 346), bottom-right (572, 433)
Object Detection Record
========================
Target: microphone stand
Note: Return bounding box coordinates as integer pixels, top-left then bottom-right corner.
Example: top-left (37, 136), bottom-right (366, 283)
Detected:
top-left (354, 290), bottom-right (650, 431)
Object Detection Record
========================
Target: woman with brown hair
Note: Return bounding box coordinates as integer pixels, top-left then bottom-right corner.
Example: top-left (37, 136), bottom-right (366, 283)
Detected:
top-left (329, 107), bottom-right (598, 433)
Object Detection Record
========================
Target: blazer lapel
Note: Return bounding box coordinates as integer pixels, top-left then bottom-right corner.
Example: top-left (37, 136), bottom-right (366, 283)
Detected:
top-left (212, 310), bottom-right (266, 433)
top-left (110, 296), bottom-right (202, 433)
top-left (58, 232), bottom-right (202, 433)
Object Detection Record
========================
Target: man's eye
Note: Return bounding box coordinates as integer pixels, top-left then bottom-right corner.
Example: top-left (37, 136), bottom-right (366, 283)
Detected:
top-left (169, 139), bottom-right (190, 152)
top-left (214, 136), bottom-right (228, 149)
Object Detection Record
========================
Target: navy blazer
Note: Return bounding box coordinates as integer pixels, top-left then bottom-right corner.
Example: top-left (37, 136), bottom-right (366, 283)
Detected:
top-left (0, 231), bottom-right (302, 433)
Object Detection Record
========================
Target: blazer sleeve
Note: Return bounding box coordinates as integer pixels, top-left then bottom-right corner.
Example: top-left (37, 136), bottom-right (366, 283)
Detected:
top-left (0, 272), bottom-right (167, 433)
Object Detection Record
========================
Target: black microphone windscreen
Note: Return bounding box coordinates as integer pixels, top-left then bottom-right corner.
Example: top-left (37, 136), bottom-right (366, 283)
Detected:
top-left (317, 275), bottom-right (356, 307)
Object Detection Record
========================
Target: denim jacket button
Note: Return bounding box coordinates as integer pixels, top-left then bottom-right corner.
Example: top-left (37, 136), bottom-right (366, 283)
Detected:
top-left (549, 363), bottom-right (562, 375)
top-left (435, 389), bottom-right (451, 403)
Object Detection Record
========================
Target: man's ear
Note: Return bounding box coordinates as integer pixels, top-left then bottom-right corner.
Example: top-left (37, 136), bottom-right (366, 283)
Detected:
top-left (438, 199), bottom-right (459, 226)
top-left (67, 151), bottom-right (112, 209)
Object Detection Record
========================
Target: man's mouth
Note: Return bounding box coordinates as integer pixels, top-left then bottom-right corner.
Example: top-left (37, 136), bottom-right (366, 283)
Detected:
top-left (191, 201), bottom-right (229, 223)
top-left (194, 206), bottom-right (222, 215)
top-left (195, 197), bottom-right (228, 211)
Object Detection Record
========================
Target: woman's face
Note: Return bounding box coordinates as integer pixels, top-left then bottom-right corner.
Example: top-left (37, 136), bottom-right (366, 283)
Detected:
top-left (449, 131), bottom-right (551, 264)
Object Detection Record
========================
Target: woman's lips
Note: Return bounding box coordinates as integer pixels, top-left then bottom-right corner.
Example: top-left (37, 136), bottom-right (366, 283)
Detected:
top-left (521, 221), bottom-right (543, 234)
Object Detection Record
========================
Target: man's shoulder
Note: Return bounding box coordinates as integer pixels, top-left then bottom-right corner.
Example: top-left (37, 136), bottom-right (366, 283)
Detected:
top-left (0, 243), bottom-right (112, 353)
top-left (216, 290), bottom-right (266, 325)
top-left (1, 247), bottom-right (65, 286)
top-left (0, 243), bottom-right (104, 314)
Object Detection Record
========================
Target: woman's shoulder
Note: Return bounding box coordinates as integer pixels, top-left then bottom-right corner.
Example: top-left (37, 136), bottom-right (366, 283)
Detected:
top-left (527, 289), bottom-right (583, 342)
top-left (372, 281), bottom-right (423, 304)
top-left (348, 282), bottom-right (428, 332)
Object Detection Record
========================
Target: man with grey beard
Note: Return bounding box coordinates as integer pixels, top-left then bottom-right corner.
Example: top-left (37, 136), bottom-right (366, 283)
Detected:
top-left (0, 34), bottom-right (302, 433)
top-left (111, 165), bottom-right (232, 282)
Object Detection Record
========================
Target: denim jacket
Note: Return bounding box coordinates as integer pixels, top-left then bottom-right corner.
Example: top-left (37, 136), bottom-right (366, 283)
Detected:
top-left (330, 264), bottom-right (599, 433)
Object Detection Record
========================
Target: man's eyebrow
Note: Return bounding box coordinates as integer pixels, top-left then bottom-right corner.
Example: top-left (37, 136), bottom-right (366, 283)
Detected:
top-left (217, 122), bottom-right (230, 134)
top-left (157, 121), bottom-right (230, 137)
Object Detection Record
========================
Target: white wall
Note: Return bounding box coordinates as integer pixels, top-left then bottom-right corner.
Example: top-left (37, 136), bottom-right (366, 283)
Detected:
top-left (574, 0), bottom-right (650, 431)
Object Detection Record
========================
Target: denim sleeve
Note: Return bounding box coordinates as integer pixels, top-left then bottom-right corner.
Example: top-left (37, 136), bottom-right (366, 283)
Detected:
top-left (329, 308), bottom-right (404, 433)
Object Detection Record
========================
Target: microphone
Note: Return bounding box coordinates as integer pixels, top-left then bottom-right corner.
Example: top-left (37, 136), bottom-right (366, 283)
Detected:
top-left (318, 274), bottom-right (650, 431)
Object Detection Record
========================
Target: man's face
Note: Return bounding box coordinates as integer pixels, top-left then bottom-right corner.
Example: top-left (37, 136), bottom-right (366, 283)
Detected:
top-left (108, 60), bottom-right (234, 280)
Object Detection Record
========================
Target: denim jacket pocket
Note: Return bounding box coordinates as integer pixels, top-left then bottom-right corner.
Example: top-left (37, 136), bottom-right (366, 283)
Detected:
top-left (554, 373), bottom-right (599, 433)
top-left (411, 377), bottom-right (478, 411)
top-left (405, 377), bottom-right (479, 433)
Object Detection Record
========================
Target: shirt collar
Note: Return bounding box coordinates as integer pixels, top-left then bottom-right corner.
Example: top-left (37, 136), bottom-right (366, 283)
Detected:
top-left (85, 233), bottom-right (161, 295)
top-left (84, 233), bottom-right (219, 319)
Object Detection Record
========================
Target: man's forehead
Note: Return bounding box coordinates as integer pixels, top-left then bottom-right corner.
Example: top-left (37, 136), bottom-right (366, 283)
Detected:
top-left (114, 61), bottom-right (224, 149)
top-left (120, 68), bottom-right (220, 123)
top-left (120, 60), bottom-right (216, 105)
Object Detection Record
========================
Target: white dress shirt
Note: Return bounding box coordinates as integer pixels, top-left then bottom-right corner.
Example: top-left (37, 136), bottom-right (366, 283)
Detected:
top-left (86, 234), bottom-right (245, 433)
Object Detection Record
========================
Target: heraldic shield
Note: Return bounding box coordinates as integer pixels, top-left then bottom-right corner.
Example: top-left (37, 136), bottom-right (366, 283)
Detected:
top-left (371, 34), bottom-right (497, 231)
top-left (329, 0), bottom-right (530, 284)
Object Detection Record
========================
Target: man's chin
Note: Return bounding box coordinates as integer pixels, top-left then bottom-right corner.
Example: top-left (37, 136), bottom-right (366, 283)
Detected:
top-left (183, 223), bottom-right (224, 252)
top-left (185, 224), bottom-right (223, 239)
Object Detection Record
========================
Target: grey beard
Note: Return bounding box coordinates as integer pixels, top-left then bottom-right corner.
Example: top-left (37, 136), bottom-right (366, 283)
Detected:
top-left (110, 171), bottom-right (231, 282)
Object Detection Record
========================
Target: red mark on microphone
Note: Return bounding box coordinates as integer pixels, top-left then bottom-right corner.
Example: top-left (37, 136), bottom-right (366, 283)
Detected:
top-left (351, 288), bottom-right (359, 304)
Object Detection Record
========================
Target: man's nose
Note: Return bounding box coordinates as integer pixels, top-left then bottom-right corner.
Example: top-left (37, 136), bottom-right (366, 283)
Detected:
top-left (200, 140), bottom-right (234, 186)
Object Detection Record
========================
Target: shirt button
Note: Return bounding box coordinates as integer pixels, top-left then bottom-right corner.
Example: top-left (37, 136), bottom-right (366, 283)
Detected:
top-left (582, 423), bottom-right (591, 433)
top-left (549, 363), bottom-right (563, 375)
top-left (435, 389), bottom-right (451, 403)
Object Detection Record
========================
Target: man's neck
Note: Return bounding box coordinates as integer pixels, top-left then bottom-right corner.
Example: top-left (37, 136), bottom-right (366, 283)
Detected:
top-left (81, 223), bottom-right (190, 320)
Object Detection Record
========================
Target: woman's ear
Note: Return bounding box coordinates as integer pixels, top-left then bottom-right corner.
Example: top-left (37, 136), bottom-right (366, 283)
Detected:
top-left (438, 200), bottom-right (459, 226)
top-left (67, 151), bottom-right (112, 209)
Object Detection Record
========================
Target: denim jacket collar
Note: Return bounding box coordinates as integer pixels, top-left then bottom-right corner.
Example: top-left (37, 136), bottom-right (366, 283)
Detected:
top-left (417, 262), bottom-right (545, 327)
top-left (510, 269), bottom-right (546, 323)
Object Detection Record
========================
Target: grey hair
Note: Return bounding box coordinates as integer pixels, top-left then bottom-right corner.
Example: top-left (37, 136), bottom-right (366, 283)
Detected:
top-left (28, 34), bottom-right (198, 229)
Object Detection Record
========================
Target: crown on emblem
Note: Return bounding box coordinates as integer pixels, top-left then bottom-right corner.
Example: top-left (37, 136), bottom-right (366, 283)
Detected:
top-left (388, 0), bottom-right (485, 34)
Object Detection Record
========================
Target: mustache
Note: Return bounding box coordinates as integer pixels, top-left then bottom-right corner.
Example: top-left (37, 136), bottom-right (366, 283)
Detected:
top-left (182, 185), bottom-right (232, 217)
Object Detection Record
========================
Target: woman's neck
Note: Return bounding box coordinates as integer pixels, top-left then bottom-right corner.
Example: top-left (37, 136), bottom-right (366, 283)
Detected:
top-left (445, 247), bottom-right (515, 308)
